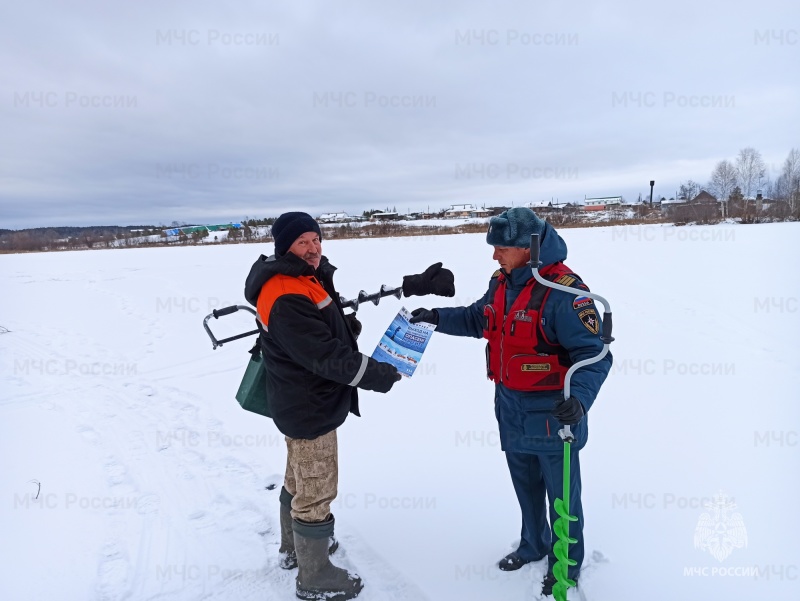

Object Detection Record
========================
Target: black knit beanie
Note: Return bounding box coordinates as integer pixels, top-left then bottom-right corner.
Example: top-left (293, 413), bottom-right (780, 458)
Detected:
top-left (272, 212), bottom-right (322, 256)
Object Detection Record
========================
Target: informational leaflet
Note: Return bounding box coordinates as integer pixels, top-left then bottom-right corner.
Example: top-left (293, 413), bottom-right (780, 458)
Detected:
top-left (371, 307), bottom-right (436, 377)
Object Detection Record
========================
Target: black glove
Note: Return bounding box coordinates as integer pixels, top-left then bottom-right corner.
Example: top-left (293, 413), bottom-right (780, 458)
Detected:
top-left (409, 308), bottom-right (439, 325)
top-left (551, 396), bottom-right (585, 426)
top-left (373, 363), bottom-right (402, 393)
top-left (343, 312), bottom-right (362, 340)
top-left (359, 359), bottom-right (402, 393)
top-left (402, 262), bottom-right (455, 297)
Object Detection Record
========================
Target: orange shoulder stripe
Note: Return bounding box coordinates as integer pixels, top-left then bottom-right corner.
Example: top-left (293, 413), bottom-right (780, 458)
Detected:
top-left (256, 274), bottom-right (331, 327)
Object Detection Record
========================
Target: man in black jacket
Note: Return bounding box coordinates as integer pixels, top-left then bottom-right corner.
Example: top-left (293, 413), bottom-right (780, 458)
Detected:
top-left (244, 212), bottom-right (454, 600)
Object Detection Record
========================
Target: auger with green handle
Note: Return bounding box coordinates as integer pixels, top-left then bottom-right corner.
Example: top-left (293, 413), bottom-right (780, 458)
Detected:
top-left (528, 233), bottom-right (614, 601)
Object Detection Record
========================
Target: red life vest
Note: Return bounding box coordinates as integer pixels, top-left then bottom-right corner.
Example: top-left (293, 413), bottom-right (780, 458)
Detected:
top-left (482, 263), bottom-right (578, 392)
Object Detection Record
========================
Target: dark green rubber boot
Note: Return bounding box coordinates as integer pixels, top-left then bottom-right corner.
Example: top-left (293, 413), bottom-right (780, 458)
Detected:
top-left (294, 516), bottom-right (362, 600)
top-left (279, 487), bottom-right (339, 570)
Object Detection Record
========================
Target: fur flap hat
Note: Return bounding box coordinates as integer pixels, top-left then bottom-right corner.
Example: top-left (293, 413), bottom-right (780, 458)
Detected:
top-left (486, 207), bottom-right (546, 248)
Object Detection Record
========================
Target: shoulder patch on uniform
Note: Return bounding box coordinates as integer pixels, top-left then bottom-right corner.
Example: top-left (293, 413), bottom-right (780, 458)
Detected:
top-left (578, 308), bottom-right (599, 335)
top-left (573, 295), bottom-right (593, 310)
top-left (555, 275), bottom-right (576, 287)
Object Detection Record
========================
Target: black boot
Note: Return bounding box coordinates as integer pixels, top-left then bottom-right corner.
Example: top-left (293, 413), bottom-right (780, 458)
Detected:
top-left (541, 571), bottom-right (578, 597)
top-left (279, 488), bottom-right (339, 570)
top-left (294, 516), bottom-right (363, 601)
top-left (279, 487), bottom-right (297, 569)
top-left (498, 552), bottom-right (533, 571)
top-left (541, 571), bottom-right (557, 596)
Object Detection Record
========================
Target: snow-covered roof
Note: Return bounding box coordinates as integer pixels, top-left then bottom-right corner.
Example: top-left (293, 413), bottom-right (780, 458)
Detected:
top-left (445, 203), bottom-right (478, 212)
top-left (583, 196), bottom-right (623, 205)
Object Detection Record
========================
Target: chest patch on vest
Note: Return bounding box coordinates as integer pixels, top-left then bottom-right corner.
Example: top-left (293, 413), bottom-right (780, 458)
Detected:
top-left (521, 363), bottom-right (551, 372)
top-left (579, 308), bottom-right (599, 334)
top-left (513, 310), bottom-right (533, 322)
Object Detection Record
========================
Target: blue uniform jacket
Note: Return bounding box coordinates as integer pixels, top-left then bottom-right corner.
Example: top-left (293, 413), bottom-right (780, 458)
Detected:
top-left (435, 223), bottom-right (612, 454)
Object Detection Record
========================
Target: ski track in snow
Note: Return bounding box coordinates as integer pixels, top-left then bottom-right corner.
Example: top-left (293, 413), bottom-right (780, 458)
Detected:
top-left (1, 269), bottom-right (429, 601)
top-left (0, 272), bottom-right (269, 600)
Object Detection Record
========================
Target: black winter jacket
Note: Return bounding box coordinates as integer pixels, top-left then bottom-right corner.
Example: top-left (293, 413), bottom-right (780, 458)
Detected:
top-left (244, 252), bottom-right (396, 439)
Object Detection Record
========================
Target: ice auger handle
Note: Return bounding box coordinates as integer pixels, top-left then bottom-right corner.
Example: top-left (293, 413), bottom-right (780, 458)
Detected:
top-left (530, 233), bottom-right (614, 345)
top-left (530, 233), bottom-right (541, 267)
top-left (202, 282), bottom-right (408, 351)
top-left (601, 312), bottom-right (613, 344)
top-left (203, 305), bottom-right (258, 349)
top-left (213, 305), bottom-right (240, 318)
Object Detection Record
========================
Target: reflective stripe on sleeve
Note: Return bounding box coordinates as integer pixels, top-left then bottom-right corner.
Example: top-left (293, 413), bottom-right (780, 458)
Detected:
top-left (316, 296), bottom-right (333, 310)
top-left (348, 354), bottom-right (369, 387)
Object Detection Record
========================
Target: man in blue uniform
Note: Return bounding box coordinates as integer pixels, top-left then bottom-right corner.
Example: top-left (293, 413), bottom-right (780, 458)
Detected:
top-left (410, 207), bottom-right (611, 596)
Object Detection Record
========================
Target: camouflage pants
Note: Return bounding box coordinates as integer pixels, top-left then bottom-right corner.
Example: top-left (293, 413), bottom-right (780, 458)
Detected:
top-left (284, 429), bottom-right (338, 523)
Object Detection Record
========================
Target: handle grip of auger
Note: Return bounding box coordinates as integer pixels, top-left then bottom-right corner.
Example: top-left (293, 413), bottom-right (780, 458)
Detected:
top-left (203, 305), bottom-right (259, 349)
top-left (530, 234), bottom-right (541, 266)
top-left (559, 425), bottom-right (575, 444)
top-left (601, 312), bottom-right (614, 344)
top-left (213, 305), bottom-right (239, 318)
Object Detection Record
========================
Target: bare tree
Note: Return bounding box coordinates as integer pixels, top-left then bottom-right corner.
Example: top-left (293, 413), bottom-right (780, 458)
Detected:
top-left (735, 147), bottom-right (766, 199)
top-left (708, 160), bottom-right (738, 218)
top-left (678, 180), bottom-right (701, 201)
top-left (774, 148), bottom-right (800, 215)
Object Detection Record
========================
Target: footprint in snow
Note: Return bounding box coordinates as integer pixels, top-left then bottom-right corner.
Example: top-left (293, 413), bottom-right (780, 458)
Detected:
top-left (77, 425), bottom-right (101, 445)
top-left (135, 493), bottom-right (161, 515)
top-left (95, 541), bottom-right (132, 600)
top-left (103, 458), bottom-right (132, 489)
top-left (188, 510), bottom-right (218, 531)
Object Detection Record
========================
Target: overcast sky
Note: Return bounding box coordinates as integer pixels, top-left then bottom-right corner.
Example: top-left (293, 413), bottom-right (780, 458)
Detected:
top-left (1, 0), bottom-right (798, 228)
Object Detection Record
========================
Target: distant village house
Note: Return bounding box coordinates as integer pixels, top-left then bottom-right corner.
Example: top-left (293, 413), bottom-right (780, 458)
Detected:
top-left (663, 191), bottom-right (720, 222)
top-left (444, 204), bottom-right (478, 218)
top-left (369, 211), bottom-right (401, 221)
top-left (317, 212), bottom-right (351, 223)
top-left (582, 196), bottom-right (624, 211)
top-left (162, 223), bottom-right (241, 236)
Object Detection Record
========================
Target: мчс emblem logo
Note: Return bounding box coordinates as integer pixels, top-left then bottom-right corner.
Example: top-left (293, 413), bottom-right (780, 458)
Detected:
top-left (578, 309), bottom-right (599, 334)
top-left (693, 491), bottom-right (748, 562)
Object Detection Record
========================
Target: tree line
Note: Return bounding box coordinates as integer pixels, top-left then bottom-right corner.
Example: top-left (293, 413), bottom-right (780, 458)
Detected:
top-left (678, 147), bottom-right (799, 219)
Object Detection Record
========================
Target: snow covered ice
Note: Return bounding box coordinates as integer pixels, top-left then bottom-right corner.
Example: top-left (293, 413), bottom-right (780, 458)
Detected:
top-left (2, 223), bottom-right (799, 600)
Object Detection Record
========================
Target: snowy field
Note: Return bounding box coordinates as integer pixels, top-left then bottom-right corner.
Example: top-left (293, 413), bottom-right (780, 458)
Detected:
top-left (2, 222), bottom-right (799, 601)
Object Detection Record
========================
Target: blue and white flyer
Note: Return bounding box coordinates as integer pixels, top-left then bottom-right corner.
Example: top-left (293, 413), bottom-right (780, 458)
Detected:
top-left (371, 307), bottom-right (436, 377)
